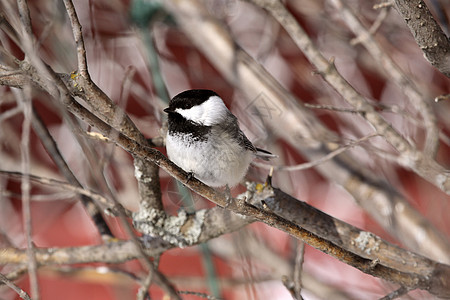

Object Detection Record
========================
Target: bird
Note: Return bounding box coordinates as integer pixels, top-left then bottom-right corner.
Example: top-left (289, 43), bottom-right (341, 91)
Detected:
top-left (164, 89), bottom-right (275, 187)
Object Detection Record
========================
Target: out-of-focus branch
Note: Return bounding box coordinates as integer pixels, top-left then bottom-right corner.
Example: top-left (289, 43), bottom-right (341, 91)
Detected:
top-left (160, 0), bottom-right (450, 263)
top-left (15, 1), bottom-right (39, 293)
top-left (0, 170), bottom-right (116, 211)
top-left (248, 0), bottom-right (450, 194)
top-left (393, 0), bottom-right (450, 77)
top-left (330, 0), bottom-right (439, 156)
top-left (31, 107), bottom-right (113, 238)
top-left (17, 86), bottom-right (40, 300)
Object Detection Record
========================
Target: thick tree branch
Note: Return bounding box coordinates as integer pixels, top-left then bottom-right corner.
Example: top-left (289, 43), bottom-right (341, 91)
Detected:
top-left (2, 185), bottom-right (450, 297)
top-left (393, 0), bottom-right (450, 77)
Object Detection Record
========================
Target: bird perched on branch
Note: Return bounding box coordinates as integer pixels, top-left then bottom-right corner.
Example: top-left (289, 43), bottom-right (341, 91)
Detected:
top-left (164, 89), bottom-right (275, 187)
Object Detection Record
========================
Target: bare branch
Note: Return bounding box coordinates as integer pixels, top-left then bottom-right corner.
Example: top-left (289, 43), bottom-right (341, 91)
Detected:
top-left (379, 286), bottom-right (412, 300)
top-left (293, 242), bottom-right (305, 300)
top-left (330, 0), bottom-right (439, 156)
top-left (248, 0), bottom-right (450, 194)
top-left (31, 106), bottom-right (113, 237)
top-left (16, 0), bottom-right (32, 37)
top-left (161, 0), bottom-right (450, 262)
top-left (0, 170), bottom-right (115, 210)
top-left (254, 133), bottom-right (380, 172)
top-left (0, 272), bottom-right (31, 300)
top-left (393, 0), bottom-right (450, 77)
top-left (60, 0), bottom-right (164, 217)
top-left (61, 0), bottom-right (89, 78)
top-left (2, 184), bottom-right (450, 297)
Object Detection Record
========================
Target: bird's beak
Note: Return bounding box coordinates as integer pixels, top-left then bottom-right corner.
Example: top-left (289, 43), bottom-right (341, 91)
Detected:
top-left (163, 107), bottom-right (172, 113)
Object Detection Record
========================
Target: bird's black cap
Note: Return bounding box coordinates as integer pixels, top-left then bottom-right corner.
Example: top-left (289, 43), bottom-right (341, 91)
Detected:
top-left (164, 89), bottom-right (220, 112)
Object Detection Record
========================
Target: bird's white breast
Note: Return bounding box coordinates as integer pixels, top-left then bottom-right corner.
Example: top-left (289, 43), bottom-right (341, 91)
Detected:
top-left (166, 129), bottom-right (253, 187)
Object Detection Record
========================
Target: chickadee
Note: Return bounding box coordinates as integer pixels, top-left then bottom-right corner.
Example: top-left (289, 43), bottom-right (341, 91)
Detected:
top-left (164, 89), bottom-right (275, 187)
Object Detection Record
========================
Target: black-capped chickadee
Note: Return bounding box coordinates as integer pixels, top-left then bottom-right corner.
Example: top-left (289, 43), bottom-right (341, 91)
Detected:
top-left (164, 89), bottom-right (275, 187)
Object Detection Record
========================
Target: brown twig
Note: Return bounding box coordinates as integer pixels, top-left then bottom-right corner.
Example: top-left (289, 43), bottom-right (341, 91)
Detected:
top-left (0, 272), bottom-right (31, 300)
top-left (62, 0), bottom-right (89, 79)
top-left (136, 271), bottom-right (153, 300)
top-left (0, 170), bottom-right (115, 211)
top-left (16, 0), bottom-right (32, 37)
top-left (379, 286), bottom-right (412, 300)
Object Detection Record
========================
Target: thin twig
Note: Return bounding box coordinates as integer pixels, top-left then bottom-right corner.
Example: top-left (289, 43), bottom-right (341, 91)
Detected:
top-left (373, 1), bottom-right (394, 9)
top-left (17, 87), bottom-right (40, 299)
top-left (62, 0), bottom-right (164, 217)
top-left (350, 6), bottom-right (390, 45)
top-left (178, 290), bottom-right (220, 300)
top-left (136, 271), bottom-right (154, 300)
top-left (293, 242), bottom-right (305, 300)
top-left (31, 106), bottom-right (113, 237)
top-left (254, 133), bottom-right (380, 171)
top-left (16, 0), bottom-right (32, 37)
top-left (0, 272), bottom-right (31, 300)
top-left (0, 170), bottom-right (115, 210)
top-left (62, 0), bottom-right (89, 78)
top-left (379, 286), bottom-right (412, 300)
top-left (304, 102), bottom-right (364, 114)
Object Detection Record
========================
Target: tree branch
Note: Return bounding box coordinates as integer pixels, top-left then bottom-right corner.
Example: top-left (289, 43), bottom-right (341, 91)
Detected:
top-left (2, 185), bottom-right (450, 297)
top-left (247, 0), bottom-right (450, 195)
top-left (161, 0), bottom-right (450, 263)
top-left (62, 0), bottom-right (89, 79)
top-left (330, 0), bottom-right (439, 156)
top-left (393, 0), bottom-right (450, 77)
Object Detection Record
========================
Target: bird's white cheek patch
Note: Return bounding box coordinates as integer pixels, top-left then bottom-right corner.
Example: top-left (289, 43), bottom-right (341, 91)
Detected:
top-left (175, 105), bottom-right (203, 124)
top-left (175, 96), bottom-right (228, 126)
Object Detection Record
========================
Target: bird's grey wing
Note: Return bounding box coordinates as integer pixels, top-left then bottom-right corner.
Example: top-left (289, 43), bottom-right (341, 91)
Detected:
top-left (220, 112), bottom-right (257, 152)
top-left (239, 130), bottom-right (257, 153)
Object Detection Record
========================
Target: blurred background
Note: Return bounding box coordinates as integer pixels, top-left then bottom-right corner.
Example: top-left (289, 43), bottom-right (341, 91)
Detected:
top-left (1, 0), bottom-right (450, 299)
